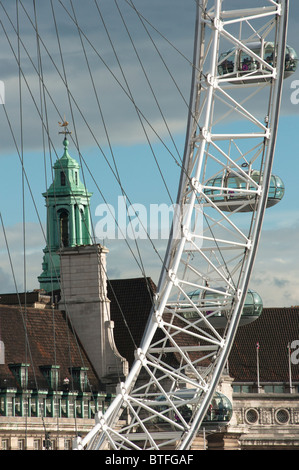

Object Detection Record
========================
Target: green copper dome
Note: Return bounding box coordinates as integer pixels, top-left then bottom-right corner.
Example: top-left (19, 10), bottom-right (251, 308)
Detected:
top-left (54, 138), bottom-right (78, 167)
top-left (45, 138), bottom-right (90, 198)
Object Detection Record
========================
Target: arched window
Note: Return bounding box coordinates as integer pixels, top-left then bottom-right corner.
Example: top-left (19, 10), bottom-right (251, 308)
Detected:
top-left (59, 210), bottom-right (69, 247)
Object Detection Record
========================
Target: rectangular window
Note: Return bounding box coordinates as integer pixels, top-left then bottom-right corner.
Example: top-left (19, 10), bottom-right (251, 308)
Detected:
top-left (8, 363), bottom-right (29, 388)
top-left (1, 439), bottom-right (8, 450)
top-left (40, 365), bottom-right (60, 390)
top-left (33, 439), bottom-right (41, 450)
top-left (61, 171), bottom-right (66, 186)
top-left (18, 439), bottom-right (25, 450)
top-left (69, 367), bottom-right (88, 392)
top-left (64, 439), bottom-right (72, 450)
top-left (233, 384), bottom-right (253, 393)
top-left (264, 384), bottom-right (284, 393)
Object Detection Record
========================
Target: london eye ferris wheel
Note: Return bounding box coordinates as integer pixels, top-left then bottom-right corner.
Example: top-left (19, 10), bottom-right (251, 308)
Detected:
top-left (0, 0), bottom-right (295, 452)
top-left (76, 0), bottom-right (296, 450)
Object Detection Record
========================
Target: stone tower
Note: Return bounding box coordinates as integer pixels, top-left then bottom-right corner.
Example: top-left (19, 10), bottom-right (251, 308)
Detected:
top-left (38, 135), bottom-right (92, 292)
top-left (59, 244), bottom-right (129, 388)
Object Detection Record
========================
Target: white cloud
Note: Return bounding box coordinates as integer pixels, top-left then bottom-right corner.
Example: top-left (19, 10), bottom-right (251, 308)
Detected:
top-left (251, 222), bottom-right (299, 307)
top-left (0, 222), bottom-right (45, 293)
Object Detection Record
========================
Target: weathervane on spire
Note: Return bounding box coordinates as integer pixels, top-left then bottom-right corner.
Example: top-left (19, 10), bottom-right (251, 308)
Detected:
top-left (58, 115), bottom-right (72, 137)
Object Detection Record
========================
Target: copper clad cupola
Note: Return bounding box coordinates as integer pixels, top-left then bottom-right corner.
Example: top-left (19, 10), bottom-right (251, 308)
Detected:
top-left (38, 124), bottom-right (92, 292)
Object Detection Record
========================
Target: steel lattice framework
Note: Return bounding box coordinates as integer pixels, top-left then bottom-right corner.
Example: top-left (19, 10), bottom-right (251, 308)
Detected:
top-left (77, 0), bottom-right (289, 450)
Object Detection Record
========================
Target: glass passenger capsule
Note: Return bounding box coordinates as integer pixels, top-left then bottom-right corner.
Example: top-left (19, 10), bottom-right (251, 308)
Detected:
top-left (180, 288), bottom-right (263, 328)
top-left (154, 390), bottom-right (233, 426)
top-left (204, 170), bottom-right (285, 212)
top-left (218, 42), bottom-right (298, 83)
top-left (202, 392), bottom-right (233, 424)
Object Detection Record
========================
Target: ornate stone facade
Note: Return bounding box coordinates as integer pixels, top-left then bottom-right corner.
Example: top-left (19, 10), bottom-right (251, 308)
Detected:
top-left (229, 391), bottom-right (299, 449)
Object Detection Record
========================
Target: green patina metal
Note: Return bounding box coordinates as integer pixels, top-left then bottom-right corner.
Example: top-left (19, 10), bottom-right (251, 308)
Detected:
top-left (38, 137), bottom-right (92, 292)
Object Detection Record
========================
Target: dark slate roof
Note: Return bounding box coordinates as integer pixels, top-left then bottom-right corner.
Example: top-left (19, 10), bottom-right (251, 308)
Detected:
top-left (0, 305), bottom-right (103, 391)
top-left (108, 277), bottom-right (217, 369)
top-left (2, 279), bottom-right (298, 388)
top-left (228, 307), bottom-right (299, 383)
top-left (0, 291), bottom-right (50, 306)
top-left (0, 278), bottom-right (158, 387)
top-left (108, 279), bottom-right (299, 382)
top-left (108, 277), bottom-right (156, 366)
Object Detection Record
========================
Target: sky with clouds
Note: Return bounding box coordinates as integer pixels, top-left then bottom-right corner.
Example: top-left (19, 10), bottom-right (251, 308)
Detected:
top-left (0, 0), bottom-right (298, 308)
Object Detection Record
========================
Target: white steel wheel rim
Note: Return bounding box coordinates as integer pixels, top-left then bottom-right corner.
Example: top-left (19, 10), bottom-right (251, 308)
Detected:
top-left (80, 0), bottom-right (288, 451)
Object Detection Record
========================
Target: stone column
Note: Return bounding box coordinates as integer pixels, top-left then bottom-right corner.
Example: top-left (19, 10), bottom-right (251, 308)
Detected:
top-left (69, 204), bottom-right (76, 246)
